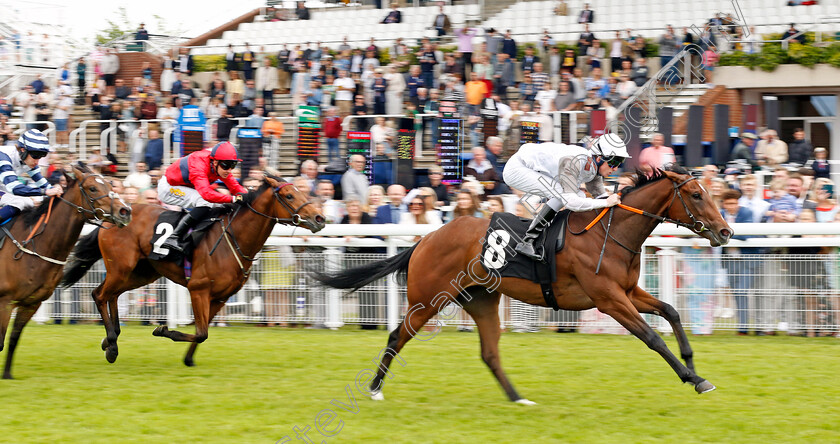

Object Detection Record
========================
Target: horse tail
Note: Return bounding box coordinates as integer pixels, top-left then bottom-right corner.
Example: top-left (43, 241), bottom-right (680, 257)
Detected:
top-left (311, 243), bottom-right (418, 292)
top-left (61, 228), bottom-right (102, 287)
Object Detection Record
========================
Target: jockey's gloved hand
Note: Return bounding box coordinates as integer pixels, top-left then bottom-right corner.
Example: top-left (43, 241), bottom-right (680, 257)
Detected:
top-left (232, 194), bottom-right (244, 203)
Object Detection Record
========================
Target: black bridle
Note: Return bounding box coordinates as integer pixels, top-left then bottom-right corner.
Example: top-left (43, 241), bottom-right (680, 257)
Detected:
top-left (57, 172), bottom-right (125, 227)
top-left (635, 176), bottom-right (710, 234)
top-left (245, 182), bottom-right (313, 226)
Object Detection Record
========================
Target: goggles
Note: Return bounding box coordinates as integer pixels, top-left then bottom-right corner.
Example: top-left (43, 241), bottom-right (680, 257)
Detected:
top-left (218, 160), bottom-right (238, 170)
top-left (605, 155), bottom-right (625, 168)
top-left (27, 150), bottom-right (48, 160)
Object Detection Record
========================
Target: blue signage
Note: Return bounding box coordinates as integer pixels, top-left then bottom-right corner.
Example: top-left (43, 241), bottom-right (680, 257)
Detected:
top-left (174, 105), bottom-right (206, 144)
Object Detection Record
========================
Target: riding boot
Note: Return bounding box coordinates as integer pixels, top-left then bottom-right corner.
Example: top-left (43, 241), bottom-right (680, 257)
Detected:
top-left (514, 205), bottom-right (558, 262)
top-left (0, 206), bottom-right (21, 226)
top-left (162, 207), bottom-right (211, 254)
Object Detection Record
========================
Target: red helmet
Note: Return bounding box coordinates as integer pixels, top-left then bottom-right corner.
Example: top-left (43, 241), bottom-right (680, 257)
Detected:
top-left (209, 142), bottom-right (242, 162)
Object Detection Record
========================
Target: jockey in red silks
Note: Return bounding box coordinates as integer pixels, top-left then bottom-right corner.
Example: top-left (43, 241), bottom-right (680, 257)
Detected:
top-left (157, 141), bottom-right (247, 253)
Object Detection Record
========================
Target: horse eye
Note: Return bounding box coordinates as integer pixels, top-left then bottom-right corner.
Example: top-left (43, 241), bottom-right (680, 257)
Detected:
top-left (89, 186), bottom-right (98, 192)
top-left (692, 192), bottom-right (702, 199)
top-left (285, 194), bottom-right (294, 200)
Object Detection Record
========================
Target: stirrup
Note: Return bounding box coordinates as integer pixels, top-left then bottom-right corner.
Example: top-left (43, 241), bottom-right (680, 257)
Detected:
top-left (515, 241), bottom-right (545, 262)
top-left (162, 238), bottom-right (185, 254)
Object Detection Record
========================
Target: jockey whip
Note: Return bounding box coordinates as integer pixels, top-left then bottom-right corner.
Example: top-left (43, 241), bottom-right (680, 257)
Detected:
top-left (595, 185), bottom-right (619, 275)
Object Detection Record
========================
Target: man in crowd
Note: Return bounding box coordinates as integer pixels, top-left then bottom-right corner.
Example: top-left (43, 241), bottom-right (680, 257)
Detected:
top-left (755, 129), bottom-right (788, 167)
top-left (730, 132), bottom-right (759, 169)
top-left (432, 2), bottom-right (451, 36)
top-left (374, 184), bottom-right (407, 224)
top-left (787, 128), bottom-right (813, 166)
top-left (637, 133), bottom-right (675, 174)
top-left (341, 154), bottom-right (369, 201)
top-left (578, 3), bottom-right (595, 23)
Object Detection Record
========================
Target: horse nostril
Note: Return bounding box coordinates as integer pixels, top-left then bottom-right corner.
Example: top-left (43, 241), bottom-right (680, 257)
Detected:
top-left (315, 215), bottom-right (325, 225)
top-left (720, 229), bottom-right (731, 239)
top-left (120, 208), bottom-right (131, 218)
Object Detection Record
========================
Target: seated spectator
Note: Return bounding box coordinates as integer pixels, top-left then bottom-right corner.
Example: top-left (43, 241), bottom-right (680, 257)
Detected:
top-left (638, 133), bottom-right (676, 174)
top-left (418, 187), bottom-right (444, 224)
top-left (553, 80), bottom-right (577, 111)
top-left (398, 194), bottom-right (442, 243)
top-left (782, 23), bottom-right (805, 44)
top-left (464, 146), bottom-right (502, 194)
top-left (123, 161), bottom-right (152, 190)
top-left (630, 58), bottom-right (649, 87)
top-left (244, 106), bottom-right (265, 128)
top-left (426, 165), bottom-right (449, 206)
top-left (730, 132), bottom-right (759, 169)
top-left (382, 3), bottom-right (402, 24)
top-left (487, 196), bottom-right (506, 213)
top-left (374, 184), bottom-right (406, 224)
top-left (365, 185), bottom-right (386, 217)
top-left (765, 179), bottom-right (798, 222)
top-left (447, 190), bottom-right (485, 222)
top-left (812, 179), bottom-right (838, 222)
top-left (341, 154), bottom-right (369, 201)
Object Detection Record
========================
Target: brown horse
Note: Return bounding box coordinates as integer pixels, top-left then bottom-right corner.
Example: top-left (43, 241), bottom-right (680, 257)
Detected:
top-left (62, 174), bottom-right (325, 366)
top-left (314, 165), bottom-right (733, 403)
top-left (0, 163), bottom-right (132, 379)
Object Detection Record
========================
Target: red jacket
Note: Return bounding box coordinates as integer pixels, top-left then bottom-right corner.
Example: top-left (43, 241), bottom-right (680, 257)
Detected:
top-left (164, 148), bottom-right (247, 204)
top-left (323, 115), bottom-right (343, 139)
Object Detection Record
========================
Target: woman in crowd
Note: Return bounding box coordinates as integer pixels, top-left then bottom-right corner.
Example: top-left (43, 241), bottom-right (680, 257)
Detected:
top-left (365, 185), bottom-right (386, 217)
top-left (418, 187), bottom-right (443, 224)
top-left (487, 196), bottom-right (506, 214)
top-left (447, 189), bottom-right (485, 222)
top-left (398, 194), bottom-right (442, 243)
top-left (812, 179), bottom-right (838, 223)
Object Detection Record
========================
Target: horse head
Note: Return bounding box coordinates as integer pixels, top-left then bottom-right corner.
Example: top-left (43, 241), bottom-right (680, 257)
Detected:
top-left (662, 169), bottom-right (732, 247)
top-left (66, 162), bottom-right (132, 227)
top-left (258, 174), bottom-right (326, 233)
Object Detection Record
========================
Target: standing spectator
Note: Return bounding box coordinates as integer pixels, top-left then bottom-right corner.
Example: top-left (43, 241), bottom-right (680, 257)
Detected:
top-left (811, 147), bottom-right (830, 179)
top-left (755, 129), bottom-right (788, 167)
top-left (75, 57), bottom-right (87, 104)
top-left (135, 23), bottom-right (149, 51)
top-left (333, 69), bottom-right (355, 118)
top-left (114, 78), bottom-right (131, 100)
top-left (782, 23), bottom-right (805, 44)
top-left (406, 66), bottom-right (424, 107)
top-left (554, 0), bottom-right (568, 16)
top-left (381, 3), bottom-right (402, 24)
top-left (630, 57), bottom-right (649, 87)
top-left (341, 154), bottom-right (369, 201)
top-left (255, 57), bottom-right (278, 113)
top-left (225, 44), bottom-right (238, 73)
top-left (432, 2), bottom-right (451, 36)
top-left (241, 44), bottom-right (256, 81)
top-left (743, 26), bottom-right (763, 54)
top-left (485, 28), bottom-right (503, 64)
top-left (521, 46), bottom-right (540, 73)
top-left (577, 24), bottom-right (594, 69)
top-left (659, 25), bottom-right (680, 84)
top-left (788, 128), bottom-right (813, 166)
top-left (702, 45), bottom-right (719, 85)
top-left (609, 31), bottom-right (626, 74)
top-left (384, 65), bottom-right (405, 115)
top-left (463, 146), bottom-right (502, 194)
top-left (553, 80), bottom-right (577, 112)
top-left (586, 39), bottom-right (605, 71)
top-left (371, 68), bottom-right (387, 115)
top-left (144, 129), bottom-right (164, 170)
top-left (502, 30), bottom-right (517, 61)
top-left (720, 189), bottom-right (758, 335)
top-left (53, 81), bottom-right (73, 148)
top-left (730, 132), bottom-right (759, 169)
top-left (637, 133), bottom-right (675, 174)
top-left (323, 107), bottom-right (342, 162)
top-left (245, 106), bottom-right (265, 128)
top-left (101, 48), bottom-right (119, 97)
top-left (737, 174), bottom-right (769, 222)
top-left (455, 26), bottom-right (477, 78)
top-left (417, 42), bottom-right (437, 91)
top-left (578, 3), bottom-right (595, 23)
top-left (465, 71), bottom-right (488, 115)
top-left (295, 1), bottom-right (310, 20)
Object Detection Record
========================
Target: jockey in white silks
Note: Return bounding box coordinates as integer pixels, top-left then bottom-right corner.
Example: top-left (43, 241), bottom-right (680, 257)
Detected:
top-left (502, 133), bottom-right (631, 261)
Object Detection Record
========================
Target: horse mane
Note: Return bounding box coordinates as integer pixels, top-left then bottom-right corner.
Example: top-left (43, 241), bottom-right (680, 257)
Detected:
top-left (237, 174), bottom-right (288, 206)
top-left (620, 164), bottom-right (691, 196)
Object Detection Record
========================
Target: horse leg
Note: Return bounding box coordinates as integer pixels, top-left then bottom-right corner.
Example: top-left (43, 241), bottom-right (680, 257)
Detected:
top-left (153, 290), bottom-right (210, 343)
top-left (461, 289), bottom-right (531, 404)
top-left (368, 303), bottom-right (441, 400)
top-left (3, 303), bottom-right (40, 379)
top-left (183, 300), bottom-right (226, 367)
top-left (595, 287), bottom-right (714, 394)
top-left (629, 286), bottom-right (697, 373)
top-left (92, 286), bottom-right (120, 364)
top-left (0, 299), bottom-right (12, 352)
top-left (109, 299), bottom-right (121, 340)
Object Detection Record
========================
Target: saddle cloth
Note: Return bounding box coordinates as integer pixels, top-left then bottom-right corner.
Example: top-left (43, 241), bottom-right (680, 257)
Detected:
top-left (147, 208), bottom-right (227, 262)
top-left (480, 210), bottom-right (569, 284)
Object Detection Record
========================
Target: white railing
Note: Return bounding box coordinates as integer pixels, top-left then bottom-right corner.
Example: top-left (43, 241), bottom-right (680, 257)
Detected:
top-left (6, 120), bottom-right (56, 146)
top-left (48, 222), bottom-right (840, 335)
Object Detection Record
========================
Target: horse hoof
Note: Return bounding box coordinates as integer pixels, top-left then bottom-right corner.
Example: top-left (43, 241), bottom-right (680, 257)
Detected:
top-left (184, 358), bottom-right (195, 367)
top-left (2, 374), bottom-right (13, 380)
top-left (101, 338), bottom-right (109, 350)
top-left (515, 398), bottom-right (537, 406)
top-left (370, 391), bottom-right (385, 401)
top-left (695, 380), bottom-right (716, 394)
top-left (152, 326), bottom-right (168, 337)
top-left (105, 346), bottom-right (118, 364)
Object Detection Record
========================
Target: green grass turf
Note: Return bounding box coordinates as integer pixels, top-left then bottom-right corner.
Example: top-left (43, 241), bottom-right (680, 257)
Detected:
top-left (2, 324), bottom-right (839, 443)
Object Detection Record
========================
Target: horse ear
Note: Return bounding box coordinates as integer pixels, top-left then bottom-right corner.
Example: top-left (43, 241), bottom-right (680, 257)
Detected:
top-left (264, 175), bottom-right (281, 188)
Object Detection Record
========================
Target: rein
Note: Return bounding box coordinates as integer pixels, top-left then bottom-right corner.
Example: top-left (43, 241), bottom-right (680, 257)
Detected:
top-left (573, 176), bottom-right (708, 270)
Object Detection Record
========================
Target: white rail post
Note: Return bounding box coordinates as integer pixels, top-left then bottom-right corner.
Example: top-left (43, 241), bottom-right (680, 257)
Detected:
top-left (386, 238), bottom-right (400, 331)
top-left (656, 248), bottom-right (677, 334)
top-left (166, 280), bottom-right (181, 328)
top-left (324, 248), bottom-right (345, 329)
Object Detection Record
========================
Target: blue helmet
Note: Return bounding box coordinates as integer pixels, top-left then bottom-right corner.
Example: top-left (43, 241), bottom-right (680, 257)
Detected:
top-left (17, 129), bottom-right (51, 159)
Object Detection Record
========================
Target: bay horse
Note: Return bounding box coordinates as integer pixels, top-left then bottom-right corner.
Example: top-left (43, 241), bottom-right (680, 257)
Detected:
top-left (314, 165), bottom-right (733, 403)
top-left (0, 163), bottom-right (132, 379)
top-left (62, 174), bottom-right (325, 366)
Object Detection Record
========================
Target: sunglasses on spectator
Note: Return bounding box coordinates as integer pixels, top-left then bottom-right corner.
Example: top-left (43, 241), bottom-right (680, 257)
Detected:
top-left (409, 201), bottom-right (424, 207)
top-left (218, 160), bottom-right (238, 170)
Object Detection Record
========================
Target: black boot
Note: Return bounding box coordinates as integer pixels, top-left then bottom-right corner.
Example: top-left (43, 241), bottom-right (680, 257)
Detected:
top-left (514, 205), bottom-right (558, 262)
top-left (162, 207), bottom-right (210, 254)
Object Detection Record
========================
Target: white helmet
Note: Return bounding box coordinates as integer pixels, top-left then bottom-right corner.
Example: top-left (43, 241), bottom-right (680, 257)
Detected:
top-left (591, 133), bottom-right (630, 168)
